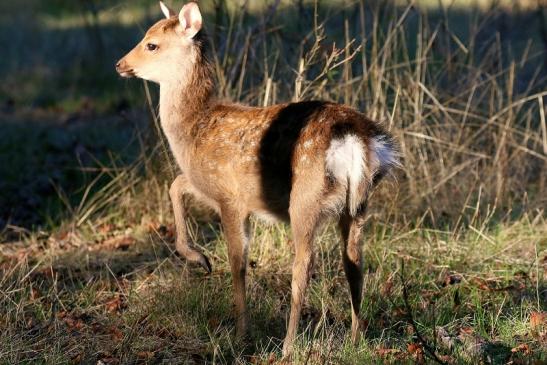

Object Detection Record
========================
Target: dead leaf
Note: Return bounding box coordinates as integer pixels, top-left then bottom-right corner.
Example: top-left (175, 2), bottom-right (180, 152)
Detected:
top-left (105, 295), bottom-right (126, 313)
top-left (91, 236), bottom-right (135, 252)
top-left (382, 278), bottom-right (394, 296)
top-left (511, 343), bottom-right (532, 355)
top-left (148, 222), bottom-right (174, 240)
top-left (64, 316), bottom-right (84, 331)
top-left (376, 347), bottom-right (401, 357)
top-left (407, 343), bottom-right (425, 363)
top-left (407, 342), bottom-right (421, 354)
top-left (438, 354), bottom-right (455, 364)
top-left (530, 311), bottom-right (546, 331)
top-left (98, 223), bottom-right (115, 234)
top-left (459, 326), bottom-right (474, 335)
top-left (136, 351), bottom-right (154, 360)
top-left (109, 326), bottom-right (123, 342)
top-left (392, 306), bottom-right (407, 318)
top-left (70, 353), bottom-right (82, 364)
top-left (472, 277), bottom-right (516, 292)
top-left (472, 277), bottom-right (492, 291)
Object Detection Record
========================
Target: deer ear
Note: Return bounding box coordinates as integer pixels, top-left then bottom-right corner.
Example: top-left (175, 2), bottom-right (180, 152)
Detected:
top-left (159, 1), bottom-right (176, 19)
top-left (179, 2), bottom-right (202, 39)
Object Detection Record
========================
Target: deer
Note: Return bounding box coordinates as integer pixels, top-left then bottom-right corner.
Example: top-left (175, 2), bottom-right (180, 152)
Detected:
top-left (116, 1), bottom-right (399, 357)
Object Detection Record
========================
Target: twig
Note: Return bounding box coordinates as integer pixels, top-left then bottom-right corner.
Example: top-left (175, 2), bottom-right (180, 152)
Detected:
top-left (399, 260), bottom-right (447, 365)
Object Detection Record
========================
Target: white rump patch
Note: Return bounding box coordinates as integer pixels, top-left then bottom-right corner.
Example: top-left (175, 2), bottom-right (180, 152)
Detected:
top-left (325, 135), bottom-right (366, 216)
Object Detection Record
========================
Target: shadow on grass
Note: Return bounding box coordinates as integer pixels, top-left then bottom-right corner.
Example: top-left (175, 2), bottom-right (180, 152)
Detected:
top-left (1, 233), bottom-right (290, 363)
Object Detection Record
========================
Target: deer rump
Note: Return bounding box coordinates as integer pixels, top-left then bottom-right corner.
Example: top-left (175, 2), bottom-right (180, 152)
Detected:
top-left (257, 101), bottom-right (398, 221)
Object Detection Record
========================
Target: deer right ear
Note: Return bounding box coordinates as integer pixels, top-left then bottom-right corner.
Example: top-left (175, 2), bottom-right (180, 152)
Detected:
top-left (178, 2), bottom-right (202, 39)
top-left (159, 1), bottom-right (176, 19)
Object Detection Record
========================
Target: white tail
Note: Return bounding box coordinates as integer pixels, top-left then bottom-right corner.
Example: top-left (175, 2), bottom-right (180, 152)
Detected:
top-left (325, 134), bottom-right (367, 216)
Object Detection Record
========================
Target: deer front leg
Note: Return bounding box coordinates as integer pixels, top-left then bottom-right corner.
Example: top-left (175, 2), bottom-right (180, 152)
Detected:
top-left (220, 205), bottom-right (250, 338)
top-left (169, 174), bottom-right (212, 273)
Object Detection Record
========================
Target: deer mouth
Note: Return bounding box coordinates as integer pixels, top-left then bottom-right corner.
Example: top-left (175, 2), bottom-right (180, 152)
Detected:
top-left (115, 60), bottom-right (136, 78)
top-left (118, 69), bottom-right (136, 78)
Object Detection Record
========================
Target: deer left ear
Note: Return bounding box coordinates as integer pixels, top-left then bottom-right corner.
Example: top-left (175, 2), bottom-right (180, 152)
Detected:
top-left (159, 1), bottom-right (176, 19)
top-left (179, 2), bottom-right (202, 39)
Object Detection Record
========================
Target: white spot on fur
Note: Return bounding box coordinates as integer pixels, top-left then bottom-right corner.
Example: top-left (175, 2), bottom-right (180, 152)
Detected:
top-left (325, 135), bottom-right (366, 216)
top-left (303, 140), bottom-right (313, 149)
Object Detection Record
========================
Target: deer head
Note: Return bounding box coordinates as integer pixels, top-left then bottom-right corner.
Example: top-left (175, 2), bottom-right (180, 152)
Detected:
top-left (115, 1), bottom-right (203, 85)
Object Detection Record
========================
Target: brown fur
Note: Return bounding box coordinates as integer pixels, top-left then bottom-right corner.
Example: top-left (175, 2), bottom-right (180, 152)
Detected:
top-left (116, 2), bottom-right (398, 357)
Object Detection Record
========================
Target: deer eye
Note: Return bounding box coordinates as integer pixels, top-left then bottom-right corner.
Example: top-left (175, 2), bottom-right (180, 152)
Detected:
top-left (146, 43), bottom-right (158, 51)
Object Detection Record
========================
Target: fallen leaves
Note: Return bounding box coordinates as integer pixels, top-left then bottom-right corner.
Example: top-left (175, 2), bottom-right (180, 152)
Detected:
top-left (471, 276), bottom-right (525, 292)
top-left (511, 344), bottom-right (532, 355)
top-left (147, 222), bottom-right (175, 240)
top-left (248, 353), bottom-right (277, 364)
top-left (381, 277), bottom-right (394, 296)
top-left (407, 342), bottom-right (425, 363)
top-left (58, 311), bottom-right (85, 331)
top-left (136, 351), bottom-right (155, 360)
top-left (529, 311), bottom-right (546, 332)
top-left (108, 326), bottom-right (124, 342)
top-left (98, 223), bottom-right (116, 235)
top-left (375, 347), bottom-right (402, 358)
top-left (104, 294), bottom-right (127, 313)
top-left (529, 311), bottom-right (546, 342)
top-left (89, 235), bottom-right (136, 252)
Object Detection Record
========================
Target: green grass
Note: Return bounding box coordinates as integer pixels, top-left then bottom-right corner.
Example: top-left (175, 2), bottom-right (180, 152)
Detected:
top-left (0, 215), bottom-right (545, 363)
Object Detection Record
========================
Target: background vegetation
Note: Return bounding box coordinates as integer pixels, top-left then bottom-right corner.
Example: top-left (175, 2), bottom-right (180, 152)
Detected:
top-left (0, 0), bottom-right (546, 363)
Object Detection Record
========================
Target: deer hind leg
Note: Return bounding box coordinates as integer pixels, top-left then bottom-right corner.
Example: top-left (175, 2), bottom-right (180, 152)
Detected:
top-left (338, 204), bottom-right (367, 344)
top-left (282, 188), bottom-right (322, 357)
top-left (169, 174), bottom-right (212, 273)
top-left (220, 205), bottom-right (250, 338)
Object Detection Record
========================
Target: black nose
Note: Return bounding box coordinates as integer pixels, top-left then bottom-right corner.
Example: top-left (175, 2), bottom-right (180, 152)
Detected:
top-left (115, 61), bottom-right (121, 70)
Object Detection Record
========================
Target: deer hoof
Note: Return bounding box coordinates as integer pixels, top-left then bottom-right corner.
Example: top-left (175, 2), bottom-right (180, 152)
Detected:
top-left (195, 252), bottom-right (212, 274)
top-left (177, 246), bottom-right (212, 274)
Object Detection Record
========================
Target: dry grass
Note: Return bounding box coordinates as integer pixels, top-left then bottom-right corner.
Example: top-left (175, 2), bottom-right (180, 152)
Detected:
top-left (1, 0), bottom-right (546, 363)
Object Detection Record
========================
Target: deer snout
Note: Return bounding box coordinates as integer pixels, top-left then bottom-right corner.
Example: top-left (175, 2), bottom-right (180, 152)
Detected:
top-left (115, 59), bottom-right (135, 78)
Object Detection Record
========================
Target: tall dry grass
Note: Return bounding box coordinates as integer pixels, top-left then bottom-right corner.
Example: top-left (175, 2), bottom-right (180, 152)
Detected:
top-left (116, 0), bottom-right (547, 235)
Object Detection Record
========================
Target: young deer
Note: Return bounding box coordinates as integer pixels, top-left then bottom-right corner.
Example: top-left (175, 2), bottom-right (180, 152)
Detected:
top-left (116, 1), bottom-right (399, 356)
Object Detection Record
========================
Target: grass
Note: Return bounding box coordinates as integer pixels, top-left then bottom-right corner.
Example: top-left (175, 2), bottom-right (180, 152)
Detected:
top-left (1, 0), bottom-right (546, 363)
top-left (1, 214), bottom-right (545, 363)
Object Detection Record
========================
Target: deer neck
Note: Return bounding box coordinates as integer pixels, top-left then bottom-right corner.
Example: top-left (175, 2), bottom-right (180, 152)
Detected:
top-left (159, 59), bottom-right (215, 142)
